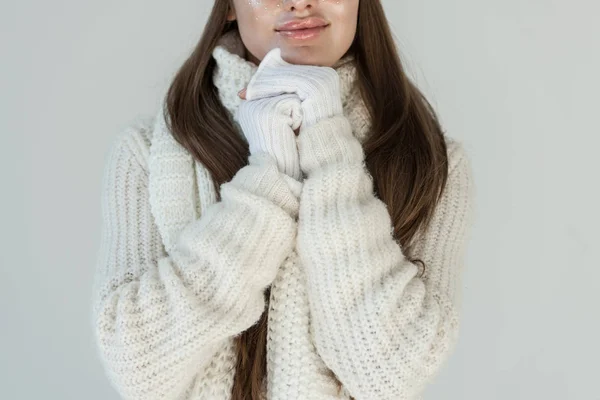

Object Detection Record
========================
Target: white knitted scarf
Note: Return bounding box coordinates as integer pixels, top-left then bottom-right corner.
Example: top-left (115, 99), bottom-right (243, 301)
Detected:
top-left (148, 29), bottom-right (372, 254)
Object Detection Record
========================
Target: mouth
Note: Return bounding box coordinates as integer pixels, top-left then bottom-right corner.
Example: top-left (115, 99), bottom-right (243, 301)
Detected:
top-left (275, 25), bottom-right (330, 40)
top-left (275, 18), bottom-right (330, 40)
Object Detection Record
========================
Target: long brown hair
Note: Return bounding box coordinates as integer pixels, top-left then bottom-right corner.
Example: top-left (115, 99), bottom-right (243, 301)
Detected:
top-left (163, 1), bottom-right (448, 398)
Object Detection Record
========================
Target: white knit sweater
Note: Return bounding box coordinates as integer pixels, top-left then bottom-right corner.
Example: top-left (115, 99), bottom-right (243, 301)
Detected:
top-left (92, 29), bottom-right (476, 400)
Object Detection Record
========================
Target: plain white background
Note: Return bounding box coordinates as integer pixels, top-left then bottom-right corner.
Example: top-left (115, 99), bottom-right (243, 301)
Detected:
top-left (2, 0), bottom-right (598, 399)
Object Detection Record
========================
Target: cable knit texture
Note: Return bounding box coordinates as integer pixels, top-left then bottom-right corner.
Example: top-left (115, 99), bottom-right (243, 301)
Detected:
top-left (91, 28), bottom-right (476, 400)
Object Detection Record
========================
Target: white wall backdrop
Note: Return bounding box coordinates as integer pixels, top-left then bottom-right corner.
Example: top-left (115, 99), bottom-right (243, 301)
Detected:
top-left (2, 0), bottom-right (598, 398)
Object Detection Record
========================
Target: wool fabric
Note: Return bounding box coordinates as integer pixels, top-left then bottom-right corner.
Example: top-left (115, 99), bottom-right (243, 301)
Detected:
top-left (91, 28), bottom-right (476, 400)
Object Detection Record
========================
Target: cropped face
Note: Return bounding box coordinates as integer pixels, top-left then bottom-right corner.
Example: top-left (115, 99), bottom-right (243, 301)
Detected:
top-left (227, 0), bottom-right (359, 67)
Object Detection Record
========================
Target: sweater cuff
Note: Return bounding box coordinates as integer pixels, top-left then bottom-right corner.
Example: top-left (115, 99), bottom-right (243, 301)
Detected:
top-left (297, 115), bottom-right (364, 176)
top-left (231, 152), bottom-right (301, 219)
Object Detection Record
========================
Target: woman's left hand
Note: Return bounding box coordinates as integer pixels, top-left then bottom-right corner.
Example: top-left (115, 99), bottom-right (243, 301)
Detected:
top-left (238, 47), bottom-right (344, 128)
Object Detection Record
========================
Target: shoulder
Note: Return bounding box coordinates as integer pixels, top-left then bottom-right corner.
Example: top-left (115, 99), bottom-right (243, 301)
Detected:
top-left (104, 114), bottom-right (156, 176)
top-left (444, 135), bottom-right (473, 177)
top-left (442, 135), bottom-right (475, 204)
top-left (410, 134), bottom-right (476, 250)
top-left (438, 134), bottom-right (476, 225)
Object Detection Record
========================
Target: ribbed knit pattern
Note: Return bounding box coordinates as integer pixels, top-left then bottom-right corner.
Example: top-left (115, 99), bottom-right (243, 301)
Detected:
top-left (242, 47), bottom-right (344, 128)
top-left (91, 28), bottom-right (475, 400)
top-left (236, 91), bottom-right (304, 180)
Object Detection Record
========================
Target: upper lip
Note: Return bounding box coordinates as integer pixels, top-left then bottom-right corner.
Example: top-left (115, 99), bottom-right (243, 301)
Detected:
top-left (275, 17), bottom-right (329, 31)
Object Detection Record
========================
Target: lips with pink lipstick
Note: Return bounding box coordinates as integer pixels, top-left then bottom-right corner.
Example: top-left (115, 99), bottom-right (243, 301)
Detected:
top-left (275, 17), bottom-right (330, 40)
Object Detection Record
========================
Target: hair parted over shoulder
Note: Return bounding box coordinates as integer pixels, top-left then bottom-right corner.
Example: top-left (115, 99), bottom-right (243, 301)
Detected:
top-left (163, 1), bottom-right (448, 398)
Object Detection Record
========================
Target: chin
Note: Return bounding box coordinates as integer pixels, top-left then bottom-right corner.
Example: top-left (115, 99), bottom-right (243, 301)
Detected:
top-left (279, 48), bottom-right (332, 67)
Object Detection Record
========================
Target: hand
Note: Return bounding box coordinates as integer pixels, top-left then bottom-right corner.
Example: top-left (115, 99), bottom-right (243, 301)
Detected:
top-left (235, 91), bottom-right (304, 181)
top-left (239, 88), bottom-right (301, 136)
top-left (238, 48), bottom-right (344, 128)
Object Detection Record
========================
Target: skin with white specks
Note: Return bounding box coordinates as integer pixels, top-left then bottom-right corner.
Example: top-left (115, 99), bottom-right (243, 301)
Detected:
top-left (227, 0), bottom-right (358, 67)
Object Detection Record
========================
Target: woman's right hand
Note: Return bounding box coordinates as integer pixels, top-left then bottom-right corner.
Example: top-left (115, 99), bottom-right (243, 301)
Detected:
top-left (235, 90), bottom-right (303, 181)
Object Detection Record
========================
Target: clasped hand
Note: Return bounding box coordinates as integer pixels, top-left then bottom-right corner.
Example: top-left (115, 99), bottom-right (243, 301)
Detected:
top-left (239, 47), bottom-right (344, 127)
top-left (235, 47), bottom-right (344, 181)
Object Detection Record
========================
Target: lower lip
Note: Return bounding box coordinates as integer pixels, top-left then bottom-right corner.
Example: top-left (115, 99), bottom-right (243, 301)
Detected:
top-left (276, 25), bottom-right (328, 40)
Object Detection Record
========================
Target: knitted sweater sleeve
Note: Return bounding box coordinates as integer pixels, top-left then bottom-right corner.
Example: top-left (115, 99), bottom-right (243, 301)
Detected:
top-left (91, 123), bottom-right (301, 400)
top-left (296, 116), bottom-right (476, 399)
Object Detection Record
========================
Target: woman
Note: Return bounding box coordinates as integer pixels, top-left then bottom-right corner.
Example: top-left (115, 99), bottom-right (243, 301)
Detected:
top-left (91, 0), bottom-right (476, 399)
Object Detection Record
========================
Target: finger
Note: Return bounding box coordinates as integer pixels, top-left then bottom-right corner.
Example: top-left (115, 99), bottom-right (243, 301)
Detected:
top-left (238, 88), bottom-right (247, 99)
